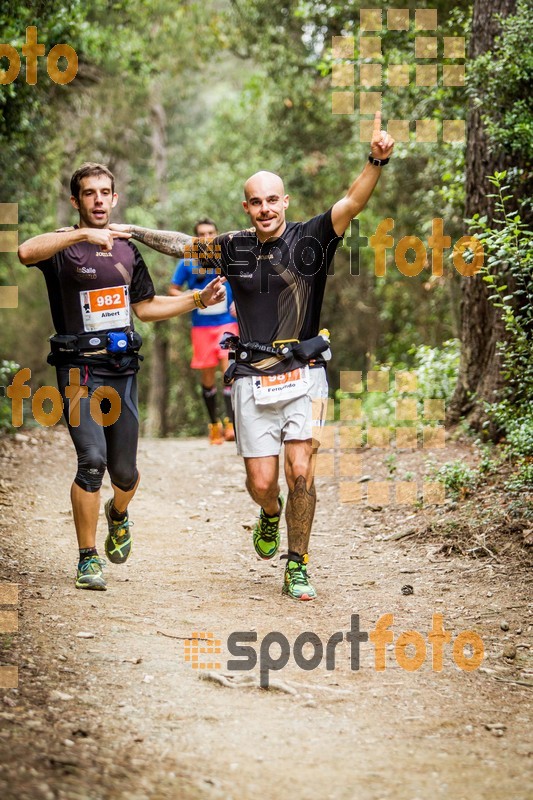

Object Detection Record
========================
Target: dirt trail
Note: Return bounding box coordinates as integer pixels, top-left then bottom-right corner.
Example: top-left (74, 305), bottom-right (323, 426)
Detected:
top-left (0, 427), bottom-right (531, 800)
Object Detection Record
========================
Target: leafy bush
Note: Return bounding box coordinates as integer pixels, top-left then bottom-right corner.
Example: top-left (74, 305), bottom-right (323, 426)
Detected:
top-left (500, 411), bottom-right (533, 459)
top-left (335, 340), bottom-right (460, 430)
top-left (469, 0), bottom-right (533, 157)
top-left (411, 340), bottom-right (460, 401)
top-left (470, 172), bottom-right (533, 490)
top-left (505, 463), bottom-right (533, 493)
top-left (476, 173), bottom-right (533, 418)
top-left (433, 461), bottom-right (477, 500)
top-left (0, 360), bottom-right (19, 431)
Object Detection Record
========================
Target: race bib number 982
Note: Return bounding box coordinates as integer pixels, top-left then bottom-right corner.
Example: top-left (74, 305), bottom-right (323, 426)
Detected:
top-left (80, 285), bottom-right (130, 332)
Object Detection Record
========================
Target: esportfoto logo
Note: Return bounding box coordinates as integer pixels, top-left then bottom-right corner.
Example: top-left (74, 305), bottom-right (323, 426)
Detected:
top-left (183, 614), bottom-right (484, 688)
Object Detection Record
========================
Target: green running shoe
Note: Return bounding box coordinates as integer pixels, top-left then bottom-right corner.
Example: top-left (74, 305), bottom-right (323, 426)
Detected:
top-left (282, 553), bottom-right (316, 601)
top-left (75, 555), bottom-right (107, 591)
top-left (253, 495), bottom-right (284, 560)
top-left (104, 498), bottom-right (133, 564)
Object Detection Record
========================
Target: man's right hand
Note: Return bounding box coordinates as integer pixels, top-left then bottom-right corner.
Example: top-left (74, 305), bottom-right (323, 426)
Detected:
top-left (109, 224), bottom-right (132, 234)
top-left (83, 227), bottom-right (131, 251)
top-left (18, 226), bottom-right (131, 265)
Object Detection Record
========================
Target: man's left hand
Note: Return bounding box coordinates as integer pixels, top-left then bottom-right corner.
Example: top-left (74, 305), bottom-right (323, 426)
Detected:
top-left (200, 276), bottom-right (226, 306)
top-left (370, 111), bottom-right (395, 160)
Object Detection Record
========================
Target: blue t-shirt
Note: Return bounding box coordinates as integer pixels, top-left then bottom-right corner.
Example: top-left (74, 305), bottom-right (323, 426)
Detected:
top-left (171, 258), bottom-right (236, 327)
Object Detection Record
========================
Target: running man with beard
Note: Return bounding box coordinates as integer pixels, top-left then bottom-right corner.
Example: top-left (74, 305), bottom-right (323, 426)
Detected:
top-left (18, 162), bottom-right (225, 591)
top-left (111, 112), bottom-right (394, 600)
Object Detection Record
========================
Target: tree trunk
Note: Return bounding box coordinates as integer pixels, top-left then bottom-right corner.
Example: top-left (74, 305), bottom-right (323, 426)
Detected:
top-left (145, 98), bottom-right (170, 438)
top-left (447, 0), bottom-right (516, 435)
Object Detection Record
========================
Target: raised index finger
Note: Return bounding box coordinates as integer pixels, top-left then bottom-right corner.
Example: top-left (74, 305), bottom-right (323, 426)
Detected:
top-left (373, 110), bottom-right (382, 134)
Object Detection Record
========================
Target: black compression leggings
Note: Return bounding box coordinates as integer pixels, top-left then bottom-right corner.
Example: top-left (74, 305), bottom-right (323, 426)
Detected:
top-left (57, 365), bottom-right (139, 494)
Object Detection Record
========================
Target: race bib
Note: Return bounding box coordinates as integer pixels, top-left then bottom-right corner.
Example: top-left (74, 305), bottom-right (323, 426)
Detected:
top-left (80, 285), bottom-right (130, 332)
top-left (252, 367), bottom-right (309, 405)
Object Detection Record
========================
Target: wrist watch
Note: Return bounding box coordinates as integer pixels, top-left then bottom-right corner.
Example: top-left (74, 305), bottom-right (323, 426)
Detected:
top-left (368, 154), bottom-right (390, 167)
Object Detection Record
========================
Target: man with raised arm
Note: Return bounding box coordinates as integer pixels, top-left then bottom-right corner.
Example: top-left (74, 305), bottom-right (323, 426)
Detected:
top-left (111, 112), bottom-right (394, 600)
top-left (18, 162), bottom-right (225, 591)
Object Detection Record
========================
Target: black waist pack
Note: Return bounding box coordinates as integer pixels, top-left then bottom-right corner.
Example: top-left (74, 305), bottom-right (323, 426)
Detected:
top-left (221, 334), bottom-right (329, 384)
top-left (291, 336), bottom-right (330, 361)
top-left (47, 331), bottom-right (143, 368)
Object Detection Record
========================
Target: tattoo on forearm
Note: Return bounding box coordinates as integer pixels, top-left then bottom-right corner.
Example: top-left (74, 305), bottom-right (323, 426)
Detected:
top-left (286, 476), bottom-right (316, 556)
top-left (130, 227), bottom-right (193, 258)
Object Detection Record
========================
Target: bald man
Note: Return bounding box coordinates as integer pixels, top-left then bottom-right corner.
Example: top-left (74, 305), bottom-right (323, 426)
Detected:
top-left (111, 111), bottom-right (394, 601)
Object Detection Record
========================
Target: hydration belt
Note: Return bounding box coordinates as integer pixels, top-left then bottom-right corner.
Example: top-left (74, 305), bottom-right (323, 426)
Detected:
top-left (220, 332), bottom-right (330, 384)
top-left (47, 331), bottom-right (143, 369)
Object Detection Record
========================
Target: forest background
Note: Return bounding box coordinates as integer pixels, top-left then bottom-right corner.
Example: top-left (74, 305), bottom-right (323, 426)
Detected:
top-left (0, 0), bottom-right (531, 492)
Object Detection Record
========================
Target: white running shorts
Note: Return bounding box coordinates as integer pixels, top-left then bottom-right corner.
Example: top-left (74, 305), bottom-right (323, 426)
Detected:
top-left (231, 367), bottom-right (328, 457)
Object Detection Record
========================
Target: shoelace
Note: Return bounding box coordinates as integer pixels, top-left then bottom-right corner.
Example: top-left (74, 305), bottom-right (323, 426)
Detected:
top-left (111, 518), bottom-right (133, 538)
top-left (259, 499), bottom-right (282, 539)
top-left (259, 511), bottom-right (279, 540)
top-left (286, 562), bottom-right (310, 586)
top-left (79, 556), bottom-right (106, 573)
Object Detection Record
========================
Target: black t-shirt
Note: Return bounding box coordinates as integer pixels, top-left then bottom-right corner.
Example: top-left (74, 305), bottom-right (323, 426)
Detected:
top-left (30, 231), bottom-right (155, 335)
top-left (204, 208), bottom-right (342, 376)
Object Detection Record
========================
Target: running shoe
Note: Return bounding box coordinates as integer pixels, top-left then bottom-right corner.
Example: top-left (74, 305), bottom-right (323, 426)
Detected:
top-left (75, 555), bottom-right (107, 591)
top-left (282, 553), bottom-right (316, 601)
top-left (253, 495), bottom-right (284, 560)
top-left (208, 421), bottom-right (224, 445)
top-left (223, 418), bottom-right (235, 442)
top-left (104, 498), bottom-right (133, 564)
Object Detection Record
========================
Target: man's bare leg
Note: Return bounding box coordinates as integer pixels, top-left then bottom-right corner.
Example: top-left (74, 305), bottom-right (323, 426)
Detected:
top-left (103, 473), bottom-right (140, 566)
top-left (72, 483), bottom-right (107, 590)
top-left (245, 455), bottom-right (284, 560)
top-left (284, 439), bottom-right (316, 555)
top-left (282, 439), bottom-right (317, 600)
top-left (244, 455), bottom-right (280, 516)
top-left (109, 473), bottom-right (140, 515)
top-left (71, 483), bottom-right (100, 549)
top-left (71, 473), bottom-right (140, 547)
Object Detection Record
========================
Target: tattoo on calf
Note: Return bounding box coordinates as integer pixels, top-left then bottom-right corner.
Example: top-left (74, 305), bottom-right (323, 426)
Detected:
top-left (286, 476), bottom-right (316, 556)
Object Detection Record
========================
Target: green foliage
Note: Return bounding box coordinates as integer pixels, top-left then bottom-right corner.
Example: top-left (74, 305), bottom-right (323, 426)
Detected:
top-left (505, 462), bottom-right (533, 493)
top-left (500, 410), bottom-right (533, 492)
top-left (384, 453), bottom-right (397, 476)
top-left (411, 339), bottom-right (461, 401)
top-left (475, 445), bottom-right (500, 476)
top-left (0, 360), bottom-right (19, 431)
top-left (432, 435), bottom-right (511, 499)
top-left (4, 0), bottom-right (529, 446)
top-left (0, 634), bottom-right (14, 651)
top-left (433, 460), bottom-right (476, 499)
top-left (335, 339), bottom-right (460, 429)
top-left (502, 413), bottom-right (533, 459)
top-left (469, 0), bottom-right (533, 159)
top-left (472, 171), bottom-right (533, 484)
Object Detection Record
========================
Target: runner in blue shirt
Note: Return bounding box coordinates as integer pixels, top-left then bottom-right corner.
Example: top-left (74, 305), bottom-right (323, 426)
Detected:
top-left (169, 218), bottom-right (238, 444)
